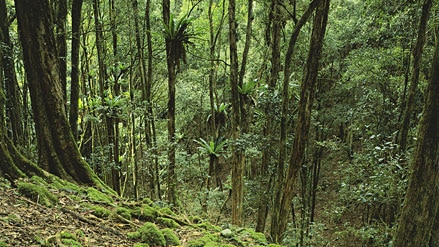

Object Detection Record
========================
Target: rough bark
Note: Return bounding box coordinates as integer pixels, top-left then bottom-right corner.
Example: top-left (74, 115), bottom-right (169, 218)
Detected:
top-left (0, 0), bottom-right (24, 144)
top-left (271, 0), bottom-right (330, 242)
top-left (15, 0), bottom-right (106, 188)
top-left (392, 23), bottom-right (439, 247)
top-left (398, 0), bottom-right (432, 152)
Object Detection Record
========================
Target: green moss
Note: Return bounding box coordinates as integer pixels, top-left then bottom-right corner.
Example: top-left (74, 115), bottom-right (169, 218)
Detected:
top-left (86, 187), bottom-right (113, 203)
top-left (116, 207), bottom-right (132, 220)
top-left (242, 228), bottom-right (268, 244)
top-left (30, 176), bottom-right (48, 186)
top-left (61, 238), bottom-right (82, 247)
top-left (156, 217), bottom-right (179, 228)
top-left (131, 204), bottom-right (158, 221)
top-left (0, 241), bottom-right (8, 247)
top-left (17, 182), bottom-right (58, 207)
top-left (86, 204), bottom-right (111, 218)
top-left (160, 228), bottom-right (180, 246)
top-left (159, 207), bottom-right (176, 216)
top-left (196, 221), bottom-right (222, 231)
top-left (138, 222), bottom-right (166, 246)
top-left (221, 244), bottom-right (237, 247)
top-left (127, 231), bottom-right (141, 239)
top-left (267, 244), bottom-right (283, 247)
top-left (60, 231), bottom-right (82, 247)
top-left (142, 198), bottom-right (154, 206)
top-left (133, 243), bottom-right (150, 247)
top-left (187, 233), bottom-right (219, 247)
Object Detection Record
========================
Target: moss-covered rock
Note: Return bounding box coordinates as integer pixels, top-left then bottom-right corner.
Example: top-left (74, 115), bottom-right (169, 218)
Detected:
top-left (60, 231), bottom-right (82, 247)
top-left (138, 222), bottom-right (166, 246)
top-left (81, 204), bottom-right (111, 218)
top-left (131, 204), bottom-right (158, 221)
top-left (86, 187), bottom-right (113, 203)
top-left (17, 182), bottom-right (58, 207)
top-left (156, 217), bottom-right (179, 228)
top-left (160, 228), bottom-right (180, 246)
top-left (187, 233), bottom-right (219, 247)
top-left (116, 207), bottom-right (132, 220)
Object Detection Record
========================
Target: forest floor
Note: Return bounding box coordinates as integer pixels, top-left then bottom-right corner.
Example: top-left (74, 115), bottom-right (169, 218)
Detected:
top-left (0, 177), bottom-right (278, 247)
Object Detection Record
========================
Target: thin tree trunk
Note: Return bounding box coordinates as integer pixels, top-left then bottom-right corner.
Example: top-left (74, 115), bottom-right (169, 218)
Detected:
top-left (272, 0), bottom-right (330, 242)
top-left (271, 0), bottom-right (321, 239)
top-left (256, 0), bottom-right (280, 232)
top-left (163, 0), bottom-right (178, 206)
top-left (69, 0), bottom-right (83, 140)
top-left (228, 0), bottom-right (244, 226)
top-left (398, 0), bottom-right (432, 152)
top-left (145, 0), bottom-right (161, 200)
top-left (392, 23), bottom-right (439, 247)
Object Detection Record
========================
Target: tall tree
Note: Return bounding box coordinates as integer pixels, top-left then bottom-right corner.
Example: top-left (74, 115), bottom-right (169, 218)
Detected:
top-left (14, 0), bottom-right (105, 187)
top-left (162, 0), bottom-right (178, 206)
top-left (69, 0), bottom-right (83, 140)
top-left (271, 0), bottom-right (330, 241)
top-left (228, 0), bottom-right (245, 226)
top-left (392, 22), bottom-right (439, 247)
top-left (397, 0), bottom-right (432, 152)
top-left (0, 0), bottom-right (24, 144)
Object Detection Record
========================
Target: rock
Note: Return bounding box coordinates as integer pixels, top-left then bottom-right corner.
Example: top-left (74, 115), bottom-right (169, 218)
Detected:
top-left (220, 229), bottom-right (233, 238)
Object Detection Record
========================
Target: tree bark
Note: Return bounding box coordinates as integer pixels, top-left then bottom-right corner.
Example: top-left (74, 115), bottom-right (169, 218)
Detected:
top-left (271, 0), bottom-right (330, 242)
top-left (228, 0), bottom-right (244, 226)
top-left (392, 23), bottom-right (439, 247)
top-left (163, 0), bottom-right (178, 206)
top-left (0, 0), bottom-right (24, 145)
top-left (397, 0), bottom-right (432, 152)
top-left (15, 0), bottom-right (106, 187)
top-left (69, 0), bottom-right (83, 140)
top-left (271, 0), bottom-right (321, 239)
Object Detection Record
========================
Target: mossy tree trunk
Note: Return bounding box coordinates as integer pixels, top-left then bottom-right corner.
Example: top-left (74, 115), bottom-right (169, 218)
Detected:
top-left (271, 0), bottom-right (330, 242)
top-left (14, 0), bottom-right (105, 187)
top-left (392, 23), bottom-right (439, 247)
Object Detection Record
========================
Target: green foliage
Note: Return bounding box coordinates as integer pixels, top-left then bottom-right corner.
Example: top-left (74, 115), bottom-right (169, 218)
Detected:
top-left (162, 13), bottom-right (198, 67)
top-left (17, 182), bottom-right (58, 207)
top-left (194, 137), bottom-right (227, 157)
top-left (160, 228), bottom-right (181, 246)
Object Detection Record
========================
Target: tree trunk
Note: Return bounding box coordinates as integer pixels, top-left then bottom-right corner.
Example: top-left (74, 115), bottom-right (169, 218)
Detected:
top-left (53, 0), bottom-right (67, 102)
top-left (228, 0), bottom-right (244, 226)
top-left (392, 22), bottom-right (439, 247)
top-left (163, 0), bottom-right (178, 206)
top-left (271, 0), bottom-right (330, 242)
top-left (69, 0), bottom-right (83, 140)
top-left (397, 0), bottom-right (432, 152)
top-left (271, 0), bottom-right (321, 239)
top-left (15, 0), bottom-right (106, 188)
top-left (0, 0), bottom-right (24, 145)
top-left (256, 0), bottom-right (280, 232)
